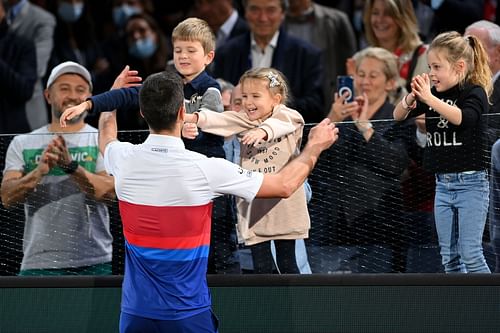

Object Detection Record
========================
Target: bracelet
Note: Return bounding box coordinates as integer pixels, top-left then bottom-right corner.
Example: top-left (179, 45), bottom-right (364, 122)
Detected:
top-left (402, 94), bottom-right (416, 111)
top-left (358, 121), bottom-right (373, 134)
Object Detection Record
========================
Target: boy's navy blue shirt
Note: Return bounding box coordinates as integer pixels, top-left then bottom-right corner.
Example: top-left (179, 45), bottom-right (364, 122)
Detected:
top-left (90, 70), bottom-right (225, 158)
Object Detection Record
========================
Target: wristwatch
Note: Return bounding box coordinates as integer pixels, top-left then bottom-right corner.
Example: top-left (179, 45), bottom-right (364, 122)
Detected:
top-left (61, 160), bottom-right (79, 174)
top-left (358, 122), bottom-right (373, 134)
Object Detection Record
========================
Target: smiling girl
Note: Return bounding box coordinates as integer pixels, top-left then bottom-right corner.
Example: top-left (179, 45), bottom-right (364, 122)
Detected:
top-left (394, 31), bottom-right (492, 273)
top-left (184, 67), bottom-right (307, 274)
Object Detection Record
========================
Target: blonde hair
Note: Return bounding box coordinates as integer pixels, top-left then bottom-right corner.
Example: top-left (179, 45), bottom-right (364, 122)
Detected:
top-left (363, 0), bottom-right (422, 53)
top-left (239, 67), bottom-right (290, 104)
top-left (430, 31), bottom-right (492, 97)
top-left (353, 47), bottom-right (399, 82)
top-left (171, 17), bottom-right (215, 54)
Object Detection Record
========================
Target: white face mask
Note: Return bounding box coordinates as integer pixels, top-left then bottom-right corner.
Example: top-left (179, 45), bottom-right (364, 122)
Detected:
top-left (57, 2), bottom-right (84, 23)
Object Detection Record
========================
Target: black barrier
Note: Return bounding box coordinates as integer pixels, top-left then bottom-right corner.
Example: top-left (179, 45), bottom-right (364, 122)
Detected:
top-left (1, 275), bottom-right (500, 333)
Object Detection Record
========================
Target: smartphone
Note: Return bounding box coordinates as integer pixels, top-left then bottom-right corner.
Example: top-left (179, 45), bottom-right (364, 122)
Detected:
top-left (337, 75), bottom-right (354, 103)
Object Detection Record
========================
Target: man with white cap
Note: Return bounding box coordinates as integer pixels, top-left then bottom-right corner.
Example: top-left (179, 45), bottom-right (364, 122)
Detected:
top-left (1, 61), bottom-right (115, 275)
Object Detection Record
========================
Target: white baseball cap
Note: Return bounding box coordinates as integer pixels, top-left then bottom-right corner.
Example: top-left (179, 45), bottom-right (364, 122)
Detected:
top-left (46, 61), bottom-right (93, 91)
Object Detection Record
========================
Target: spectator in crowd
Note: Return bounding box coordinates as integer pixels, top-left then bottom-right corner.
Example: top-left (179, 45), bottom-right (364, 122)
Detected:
top-left (111, 0), bottom-right (154, 29)
top-left (121, 13), bottom-right (171, 129)
top-left (465, 20), bottom-right (500, 143)
top-left (213, 0), bottom-right (325, 123)
top-left (6, 0), bottom-right (56, 130)
top-left (95, 69), bottom-right (337, 331)
top-left (151, 1), bottom-right (193, 41)
top-left (285, 0), bottom-right (357, 114)
top-left (124, 13), bottom-right (171, 76)
top-left (1, 61), bottom-right (115, 276)
top-left (317, 47), bottom-right (410, 272)
top-left (192, 0), bottom-right (249, 48)
top-left (358, 0), bottom-right (435, 271)
top-left (94, 0), bottom-right (155, 93)
top-left (394, 32), bottom-right (492, 273)
top-left (184, 68), bottom-right (309, 274)
top-left (47, 0), bottom-right (106, 110)
top-left (0, 0), bottom-right (37, 277)
top-left (0, 0), bottom-right (36, 134)
top-left (466, 20), bottom-right (500, 273)
top-left (423, 0), bottom-right (485, 37)
top-left (354, 0), bottom-right (428, 103)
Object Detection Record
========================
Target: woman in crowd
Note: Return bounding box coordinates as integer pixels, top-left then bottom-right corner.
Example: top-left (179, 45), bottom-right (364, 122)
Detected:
top-left (351, 0), bottom-right (427, 101)
top-left (315, 47), bottom-right (411, 272)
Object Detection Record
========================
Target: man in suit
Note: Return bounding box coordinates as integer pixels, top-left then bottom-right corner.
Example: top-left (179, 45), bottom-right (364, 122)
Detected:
top-left (0, 0), bottom-right (37, 277)
top-left (0, 1), bottom-right (36, 135)
top-left (193, 0), bottom-right (249, 48)
top-left (213, 0), bottom-right (325, 123)
top-left (6, 0), bottom-right (56, 130)
top-left (285, 0), bottom-right (357, 114)
top-left (466, 20), bottom-right (500, 273)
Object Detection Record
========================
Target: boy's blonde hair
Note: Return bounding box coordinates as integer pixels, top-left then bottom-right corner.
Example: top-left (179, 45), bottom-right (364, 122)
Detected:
top-left (430, 31), bottom-right (492, 97)
top-left (172, 17), bottom-right (216, 54)
top-left (239, 67), bottom-right (290, 104)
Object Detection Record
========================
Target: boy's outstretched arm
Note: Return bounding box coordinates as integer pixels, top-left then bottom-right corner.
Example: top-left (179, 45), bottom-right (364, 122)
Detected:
top-left (60, 66), bottom-right (142, 127)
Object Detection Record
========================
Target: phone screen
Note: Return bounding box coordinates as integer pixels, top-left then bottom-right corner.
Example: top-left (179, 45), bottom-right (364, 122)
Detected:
top-left (337, 75), bottom-right (354, 103)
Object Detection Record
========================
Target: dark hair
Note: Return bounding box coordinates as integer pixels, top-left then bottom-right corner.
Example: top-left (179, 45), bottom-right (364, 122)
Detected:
top-left (125, 13), bottom-right (171, 72)
top-left (139, 70), bottom-right (184, 131)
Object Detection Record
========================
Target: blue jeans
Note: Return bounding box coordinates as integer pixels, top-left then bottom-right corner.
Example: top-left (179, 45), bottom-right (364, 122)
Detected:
top-left (434, 170), bottom-right (490, 273)
top-left (489, 139), bottom-right (500, 272)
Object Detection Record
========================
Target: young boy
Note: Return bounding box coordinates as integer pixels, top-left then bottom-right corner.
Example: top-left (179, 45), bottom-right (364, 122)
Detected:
top-left (62, 17), bottom-right (224, 157)
top-left (59, 18), bottom-right (236, 273)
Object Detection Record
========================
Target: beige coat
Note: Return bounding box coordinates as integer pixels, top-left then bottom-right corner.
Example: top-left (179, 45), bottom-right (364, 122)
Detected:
top-left (197, 105), bottom-right (310, 245)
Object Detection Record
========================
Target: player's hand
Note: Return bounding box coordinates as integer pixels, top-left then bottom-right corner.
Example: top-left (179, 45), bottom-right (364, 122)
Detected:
top-left (306, 118), bottom-right (339, 151)
top-left (241, 128), bottom-right (267, 146)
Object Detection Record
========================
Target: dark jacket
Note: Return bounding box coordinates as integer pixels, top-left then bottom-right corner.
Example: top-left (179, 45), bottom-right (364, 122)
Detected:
top-left (214, 27), bottom-right (325, 123)
top-left (0, 24), bottom-right (37, 134)
top-left (309, 100), bottom-right (410, 245)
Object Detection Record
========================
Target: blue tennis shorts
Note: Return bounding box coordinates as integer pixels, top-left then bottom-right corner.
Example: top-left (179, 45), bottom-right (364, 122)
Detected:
top-left (120, 309), bottom-right (219, 333)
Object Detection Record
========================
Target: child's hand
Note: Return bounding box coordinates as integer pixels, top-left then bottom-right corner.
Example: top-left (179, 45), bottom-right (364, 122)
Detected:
top-left (182, 122), bottom-right (199, 139)
top-left (411, 74), bottom-right (432, 104)
top-left (60, 101), bottom-right (91, 127)
top-left (111, 65), bottom-right (142, 90)
top-left (242, 128), bottom-right (268, 146)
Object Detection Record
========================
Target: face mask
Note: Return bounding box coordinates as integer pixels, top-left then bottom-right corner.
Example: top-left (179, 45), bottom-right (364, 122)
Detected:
top-left (129, 36), bottom-right (157, 59)
top-left (57, 2), bottom-right (84, 23)
top-left (113, 4), bottom-right (141, 27)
